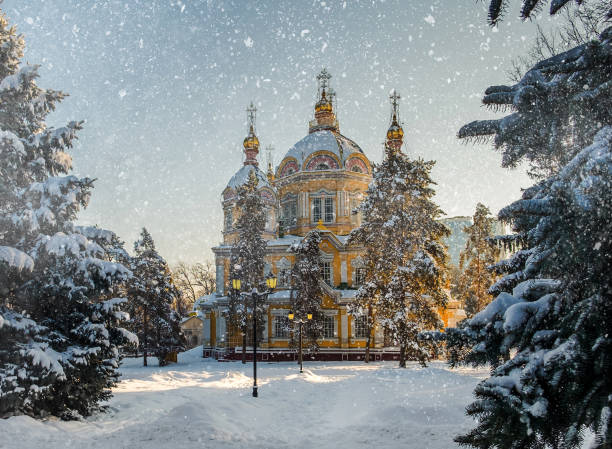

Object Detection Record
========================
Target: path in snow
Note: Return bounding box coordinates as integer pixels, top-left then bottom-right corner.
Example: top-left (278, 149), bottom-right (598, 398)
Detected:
top-left (1, 348), bottom-right (487, 449)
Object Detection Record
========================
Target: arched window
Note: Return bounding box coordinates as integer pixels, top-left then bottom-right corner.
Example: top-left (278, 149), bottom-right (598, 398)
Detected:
top-left (316, 163), bottom-right (329, 170)
top-left (351, 166), bottom-right (362, 173)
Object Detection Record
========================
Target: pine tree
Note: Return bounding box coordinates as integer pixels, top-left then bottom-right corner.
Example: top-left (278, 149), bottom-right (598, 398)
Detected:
top-left (127, 228), bottom-right (184, 367)
top-left (350, 144), bottom-right (450, 367)
top-left (483, 0), bottom-right (611, 27)
top-left (0, 10), bottom-right (135, 419)
top-left (453, 26), bottom-right (612, 449)
top-left (226, 170), bottom-right (267, 363)
top-left (289, 230), bottom-right (325, 352)
top-left (457, 203), bottom-right (500, 317)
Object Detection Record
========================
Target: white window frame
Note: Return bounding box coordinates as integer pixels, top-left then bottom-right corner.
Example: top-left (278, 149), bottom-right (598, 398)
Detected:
top-left (274, 316), bottom-right (290, 339)
top-left (281, 194), bottom-right (297, 228)
top-left (322, 261), bottom-right (332, 286)
top-left (324, 197), bottom-right (333, 223)
top-left (313, 197), bottom-right (322, 223)
top-left (353, 316), bottom-right (368, 339)
top-left (355, 268), bottom-right (366, 287)
top-left (310, 190), bottom-right (335, 224)
top-left (275, 257), bottom-right (292, 288)
top-left (323, 315), bottom-right (336, 339)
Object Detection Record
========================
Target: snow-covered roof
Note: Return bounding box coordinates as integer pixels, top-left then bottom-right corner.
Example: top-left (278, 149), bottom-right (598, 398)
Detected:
top-left (225, 164), bottom-right (271, 191)
top-left (335, 235), bottom-right (350, 245)
top-left (266, 235), bottom-right (303, 247)
top-left (280, 130), bottom-right (365, 170)
top-left (340, 289), bottom-right (358, 299)
top-left (195, 293), bottom-right (219, 308)
top-left (180, 315), bottom-right (203, 324)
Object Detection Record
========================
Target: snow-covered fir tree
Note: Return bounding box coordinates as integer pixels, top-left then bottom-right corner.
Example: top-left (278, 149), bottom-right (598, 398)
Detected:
top-left (483, 0), bottom-right (611, 26)
top-left (452, 25), bottom-right (612, 449)
top-left (350, 97), bottom-right (450, 367)
top-left (0, 11), bottom-right (135, 419)
top-left (289, 229), bottom-right (325, 351)
top-left (126, 228), bottom-right (184, 367)
top-left (457, 203), bottom-right (499, 318)
top-left (226, 170), bottom-right (267, 363)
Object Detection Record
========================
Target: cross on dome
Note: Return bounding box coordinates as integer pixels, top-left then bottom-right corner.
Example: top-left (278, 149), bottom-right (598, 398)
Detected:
top-left (246, 101), bottom-right (257, 134)
top-left (390, 90), bottom-right (401, 118)
top-left (266, 145), bottom-right (275, 182)
top-left (316, 68), bottom-right (331, 92)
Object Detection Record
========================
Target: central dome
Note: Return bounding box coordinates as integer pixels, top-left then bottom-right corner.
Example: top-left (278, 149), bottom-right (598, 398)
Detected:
top-left (276, 129), bottom-right (369, 178)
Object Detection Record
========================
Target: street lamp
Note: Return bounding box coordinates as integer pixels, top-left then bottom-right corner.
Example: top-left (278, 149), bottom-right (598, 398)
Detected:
top-left (288, 311), bottom-right (312, 373)
top-left (231, 274), bottom-right (276, 398)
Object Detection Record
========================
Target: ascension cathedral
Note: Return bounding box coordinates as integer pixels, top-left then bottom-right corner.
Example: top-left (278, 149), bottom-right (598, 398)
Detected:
top-left (197, 70), bottom-right (466, 361)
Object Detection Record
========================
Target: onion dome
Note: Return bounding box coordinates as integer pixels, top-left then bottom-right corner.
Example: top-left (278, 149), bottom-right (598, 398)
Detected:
top-left (223, 102), bottom-right (271, 197)
top-left (387, 113), bottom-right (404, 141)
top-left (243, 102), bottom-right (260, 166)
top-left (315, 90), bottom-right (333, 113)
top-left (386, 90), bottom-right (404, 152)
top-left (243, 125), bottom-right (260, 152)
top-left (311, 69), bottom-right (337, 132)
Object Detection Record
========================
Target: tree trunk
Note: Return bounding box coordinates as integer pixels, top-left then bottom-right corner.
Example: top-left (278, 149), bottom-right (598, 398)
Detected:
top-left (364, 306), bottom-right (373, 363)
top-left (299, 323), bottom-right (303, 373)
top-left (399, 343), bottom-right (406, 368)
top-left (242, 332), bottom-right (246, 364)
top-left (143, 310), bottom-right (148, 367)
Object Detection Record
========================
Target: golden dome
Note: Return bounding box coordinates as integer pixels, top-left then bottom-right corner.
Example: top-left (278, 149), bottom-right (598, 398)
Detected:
top-left (243, 125), bottom-right (259, 150)
top-left (386, 114), bottom-right (404, 140)
top-left (315, 90), bottom-right (333, 113)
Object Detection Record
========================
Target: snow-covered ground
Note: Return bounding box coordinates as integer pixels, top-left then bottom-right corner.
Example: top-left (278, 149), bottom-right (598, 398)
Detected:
top-left (1, 348), bottom-right (488, 449)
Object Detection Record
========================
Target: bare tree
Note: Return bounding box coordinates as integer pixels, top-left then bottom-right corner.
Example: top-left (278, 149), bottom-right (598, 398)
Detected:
top-left (171, 262), bottom-right (216, 316)
top-left (508, 3), bottom-right (609, 81)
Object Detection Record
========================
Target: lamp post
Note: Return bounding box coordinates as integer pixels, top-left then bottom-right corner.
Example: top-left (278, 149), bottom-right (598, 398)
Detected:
top-left (288, 311), bottom-right (312, 373)
top-left (231, 275), bottom-right (277, 398)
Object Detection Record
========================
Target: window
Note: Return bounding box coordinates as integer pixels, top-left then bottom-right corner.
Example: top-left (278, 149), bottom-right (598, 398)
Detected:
top-left (278, 269), bottom-right (291, 287)
top-left (313, 197), bottom-right (322, 222)
top-left (351, 166), bottom-right (362, 173)
top-left (225, 211), bottom-right (232, 230)
top-left (323, 315), bottom-right (335, 338)
top-left (322, 261), bottom-right (332, 286)
top-left (274, 316), bottom-right (290, 338)
top-left (313, 196), bottom-right (333, 223)
top-left (324, 197), bottom-right (333, 222)
top-left (282, 199), bottom-right (297, 227)
top-left (355, 268), bottom-right (366, 287)
top-left (354, 316), bottom-right (368, 338)
top-left (316, 163), bottom-right (329, 170)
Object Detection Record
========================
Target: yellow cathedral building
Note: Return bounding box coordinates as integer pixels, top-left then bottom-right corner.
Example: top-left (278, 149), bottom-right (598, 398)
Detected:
top-left (197, 70), bottom-right (466, 361)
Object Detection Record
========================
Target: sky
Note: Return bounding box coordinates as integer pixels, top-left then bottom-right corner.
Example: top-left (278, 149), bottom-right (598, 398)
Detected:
top-left (2, 0), bottom-right (566, 264)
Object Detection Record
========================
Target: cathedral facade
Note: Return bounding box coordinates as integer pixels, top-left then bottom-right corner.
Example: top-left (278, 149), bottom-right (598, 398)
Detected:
top-left (198, 70), bottom-right (465, 360)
